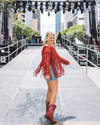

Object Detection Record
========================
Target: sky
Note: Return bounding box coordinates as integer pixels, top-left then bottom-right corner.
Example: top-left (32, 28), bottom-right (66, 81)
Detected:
top-left (41, 11), bottom-right (64, 41)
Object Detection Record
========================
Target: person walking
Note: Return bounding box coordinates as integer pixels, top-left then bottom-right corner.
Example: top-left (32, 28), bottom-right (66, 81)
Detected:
top-left (30, 34), bottom-right (36, 43)
top-left (57, 32), bottom-right (62, 45)
top-left (33, 31), bottom-right (70, 124)
top-left (65, 34), bottom-right (67, 39)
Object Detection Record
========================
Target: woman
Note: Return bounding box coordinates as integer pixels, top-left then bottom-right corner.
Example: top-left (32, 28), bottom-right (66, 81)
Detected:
top-left (33, 31), bottom-right (70, 124)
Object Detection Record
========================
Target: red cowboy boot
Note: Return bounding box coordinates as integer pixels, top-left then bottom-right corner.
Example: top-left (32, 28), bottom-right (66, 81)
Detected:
top-left (46, 101), bottom-right (50, 113)
top-left (45, 101), bottom-right (50, 120)
top-left (45, 104), bottom-right (57, 124)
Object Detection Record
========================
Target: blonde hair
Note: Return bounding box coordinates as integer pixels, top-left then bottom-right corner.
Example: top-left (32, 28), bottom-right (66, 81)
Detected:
top-left (43, 31), bottom-right (57, 49)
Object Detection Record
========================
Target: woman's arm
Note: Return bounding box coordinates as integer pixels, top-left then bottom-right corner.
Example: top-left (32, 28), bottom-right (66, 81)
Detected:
top-left (42, 45), bottom-right (51, 77)
top-left (59, 56), bottom-right (70, 65)
top-left (55, 49), bottom-right (70, 65)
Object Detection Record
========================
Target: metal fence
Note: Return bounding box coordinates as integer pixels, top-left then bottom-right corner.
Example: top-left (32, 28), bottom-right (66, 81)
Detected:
top-left (0, 38), bottom-right (29, 64)
top-left (62, 38), bottom-right (100, 73)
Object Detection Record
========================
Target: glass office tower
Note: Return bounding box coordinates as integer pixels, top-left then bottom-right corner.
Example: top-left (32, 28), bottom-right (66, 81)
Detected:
top-left (55, 12), bottom-right (61, 34)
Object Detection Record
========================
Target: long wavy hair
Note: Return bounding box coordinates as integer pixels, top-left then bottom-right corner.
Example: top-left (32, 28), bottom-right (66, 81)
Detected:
top-left (43, 31), bottom-right (56, 49)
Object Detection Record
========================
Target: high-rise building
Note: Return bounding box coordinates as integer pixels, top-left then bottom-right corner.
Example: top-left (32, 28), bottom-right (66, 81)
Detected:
top-left (13, 9), bottom-right (40, 33)
top-left (63, 0), bottom-right (82, 29)
top-left (20, 10), bottom-right (32, 27)
top-left (73, 11), bottom-right (84, 25)
top-left (55, 12), bottom-right (61, 34)
top-left (62, 22), bottom-right (64, 31)
top-left (14, 6), bottom-right (33, 26)
top-left (25, 10), bottom-right (33, 27)
top-left (64, 11), bottom-right (73, 29)
top-left (31, 19), bottom-right (38, 31)
top-left (33, 11), bottom-right (41, 33)
top-left (14, 9), bottom-right (33, 27)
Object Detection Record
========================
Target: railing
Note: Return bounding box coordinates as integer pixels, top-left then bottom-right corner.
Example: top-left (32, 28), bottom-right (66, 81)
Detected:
top-left (61, 38), bottom-right (100, 73)
top-left (0, 38), bottom-right (29, 63)
top-left (28, 36), bottom-right (43, 46)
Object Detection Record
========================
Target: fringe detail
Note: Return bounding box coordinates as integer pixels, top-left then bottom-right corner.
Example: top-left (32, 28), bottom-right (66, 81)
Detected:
top-left (51, 47), bottom-right (70, 78)
top-left (33, 61), bottom-right (42, 77)
top-left (41, 46), bottom-right (51, 76)
top-left (33, 45), bottom-right (70, 78)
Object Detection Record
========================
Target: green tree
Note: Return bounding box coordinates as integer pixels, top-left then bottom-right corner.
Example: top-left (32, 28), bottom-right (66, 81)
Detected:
top-left (13, 20), bottom-right (40, 41)
top-left (61, 24), bottom-right (86, 42)
top-left (13, 20), bottom-right (23, 38)
top-left (22, 24), bottom-right (40, 40)
top-left (0, 0), bottom-right (16, 17)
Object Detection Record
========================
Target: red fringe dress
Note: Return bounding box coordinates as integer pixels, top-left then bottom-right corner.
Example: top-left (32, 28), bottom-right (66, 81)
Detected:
top-left (33, 44), bottom-right (70, 79)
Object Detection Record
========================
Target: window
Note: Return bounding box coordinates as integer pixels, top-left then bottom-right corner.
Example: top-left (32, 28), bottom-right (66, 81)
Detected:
top-left (22, 19), bottom-right (25, 22)
top-left (22, 15), bottom-right (25, 18)
top-left (79, 18), bottom-right (84, 20)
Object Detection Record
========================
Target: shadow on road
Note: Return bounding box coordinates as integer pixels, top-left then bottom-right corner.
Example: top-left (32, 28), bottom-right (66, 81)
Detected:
top-left (38, 114), bottom-right (76, 124)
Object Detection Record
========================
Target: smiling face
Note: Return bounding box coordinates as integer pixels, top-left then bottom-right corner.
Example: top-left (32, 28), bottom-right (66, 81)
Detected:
top-left (47, 34), bottom-right (55, 46)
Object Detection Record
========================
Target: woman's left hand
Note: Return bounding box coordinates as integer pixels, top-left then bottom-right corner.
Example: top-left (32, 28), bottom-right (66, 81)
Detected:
top-left (45, 75), bottom-right (50, 81)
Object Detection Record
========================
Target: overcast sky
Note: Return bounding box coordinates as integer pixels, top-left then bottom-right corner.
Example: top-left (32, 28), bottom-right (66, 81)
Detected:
top-left (41, 11), bottom-right (64, 41)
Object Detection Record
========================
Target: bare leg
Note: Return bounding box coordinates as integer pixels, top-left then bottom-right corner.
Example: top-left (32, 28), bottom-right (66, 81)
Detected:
top-left (45, 80), bottom-right (58, 123)
top-left (46, 81), bottom-right (50, 102)
top-left (46, 80), bottom-right (58, 105)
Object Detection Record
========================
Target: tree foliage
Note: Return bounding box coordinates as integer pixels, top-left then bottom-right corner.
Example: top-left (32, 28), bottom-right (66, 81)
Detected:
top-left (61, 24), bottom-right (86, 42)
top-left (0, 0), bottom-right (16, 17)
top-left (13, 20), bottom-right (40, 41)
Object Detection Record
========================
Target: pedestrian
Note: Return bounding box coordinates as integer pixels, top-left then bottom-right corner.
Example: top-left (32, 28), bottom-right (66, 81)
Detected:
top-left (33, 31), bottom-right (70, 124)
top-left (17, 35), bottom-right (22, 41)
top-left (57, 32), bottom-right (62, 45)
top-left (65, 33), bottom-right (67, 39)
top-left (30, 34), bottom-right (35, 43)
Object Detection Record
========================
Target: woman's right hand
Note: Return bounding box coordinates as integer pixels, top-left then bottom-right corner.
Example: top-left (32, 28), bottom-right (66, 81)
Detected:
top-left (45, 75), bottom-right (50, 81)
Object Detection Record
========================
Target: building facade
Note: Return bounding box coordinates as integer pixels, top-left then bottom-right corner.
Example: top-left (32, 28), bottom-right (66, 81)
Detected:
top-left (25, 10), bottom-right (33, 27)
top-left (73, 11), bottom-right (84, 25)
top-left (13, 13), bottom-right (22, 22)
top-left (63, 11), bottom-right (73, 29)
top-left (13, 9), bottom-right (33, 27)
top-left (20, 10), bottom-right (32, 26)
top-left (13, 9), bottom-right (40, 34)
top-left (31, 19), bottom-right (38, 31)
top-left (55, 12), bottom-right (61, 34)
top-left (33, 11), bottom-right (41, 33)
top-left (62, 22), bottom-right (64, 31)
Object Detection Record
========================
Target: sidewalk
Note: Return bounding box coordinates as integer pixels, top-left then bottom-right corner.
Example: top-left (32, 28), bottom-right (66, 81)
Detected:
top-left (81, 66), bottom-right (100, 89)
top-left (0, 46), bottom-right (100, 125)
